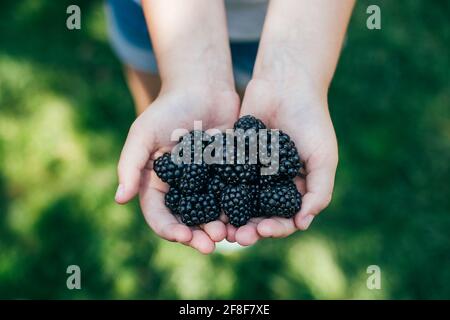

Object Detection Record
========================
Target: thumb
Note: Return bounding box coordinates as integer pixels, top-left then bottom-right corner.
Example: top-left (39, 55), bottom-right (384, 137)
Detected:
top-left (295, 154), bottom-right (338, 229)
top-left (115, 121), bottom-right (155, 204)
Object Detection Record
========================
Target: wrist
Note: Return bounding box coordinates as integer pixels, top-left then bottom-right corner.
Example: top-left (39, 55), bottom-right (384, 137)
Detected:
top-left (158, 81), bottom-right (240, 113)
top-left (161, 75), bottom-right (235, 95)
top-left (157, 45), bottom-right (235, 93)
top-left (160, 77), bottom-right (237, 102)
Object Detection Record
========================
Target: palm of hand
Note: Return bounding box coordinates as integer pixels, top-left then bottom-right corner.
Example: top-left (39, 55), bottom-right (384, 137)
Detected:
top-left (120, 88), bottom-right (240, 254)
top-left (227, 79), bottom-right (338, 246)
top-left (118, 81), bottom-right (337, 252)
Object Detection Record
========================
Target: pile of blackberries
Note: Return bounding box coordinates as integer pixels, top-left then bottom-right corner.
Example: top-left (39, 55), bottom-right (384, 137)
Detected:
top-left (154, 116), bottom-right (302, 227)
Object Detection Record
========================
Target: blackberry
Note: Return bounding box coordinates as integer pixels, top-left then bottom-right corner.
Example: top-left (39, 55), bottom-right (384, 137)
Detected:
top-left (169, 130), bottom-right (213, 194)
top-left (158, 116), bottom-right (305, 227)
top-left (234, 115), bottom-right (265, 168)
top-left (259, 181), bottom-right (302, 218)
top-left (208, 175), bottom-right (226, 201)
top-left (249, 184), bottom-right (262, 217)
top-left (165, 187), bottom-right (181, 214)
top-left (179, 163), bottom-right (210, 194)
top-left (177, 130), bottom-right (211, 163)
top-left (215, 163), bottom-right (258, 184)
top-left (221, 184), bottom-right (253, 227)
top-left (178, 192), bottom-right (220, 226)
top-left (260, 131), bottom-right (301, 183)
top-left (234, 115), bottom-right (266, 131)
top-left (214, 133), bottom-right (259, 184)
top-left (154, 153), bottom-right (184, 187)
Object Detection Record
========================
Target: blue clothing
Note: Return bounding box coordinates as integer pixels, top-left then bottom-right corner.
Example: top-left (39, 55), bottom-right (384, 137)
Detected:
top-left (105, 0), bottom-right (259, 87)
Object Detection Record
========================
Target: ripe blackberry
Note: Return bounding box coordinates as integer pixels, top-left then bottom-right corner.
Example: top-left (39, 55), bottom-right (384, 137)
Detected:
top-left (260, 131), bottom-right (301, 183)
top-left (178, 192), bottom-right (220, 226)
top-left (215, 163), bottom-right (259, 184)
top-left (249, 184), bottom-right (262, 217)
top-left (154, 153), bottom-right (184, 187)
top-left (177, 130), bottom-right (211, 163)
top-left (234, 115), bottom-right (266, 131)
top-left (208, 175), bottom-right (226, 201)
top-left (259, 181), bottom-right (302, 218)
top-left (159, 116), bottom-right (305, 227)
top-left (234, 115), bottom-right (265, 170)
top-left (221, 184), bottom-right (253, 227)
top-left (214, 133), bottom-right (259, 184)
top-left (179, 163), bottom-right (210, 194)
top-left (165, 187), bottom-right (181, 214)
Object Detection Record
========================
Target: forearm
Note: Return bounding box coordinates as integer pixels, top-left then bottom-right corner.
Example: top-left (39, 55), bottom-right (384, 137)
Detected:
top-left (142, 0), bottom-right (234, 91)
top-left (254, 0), bottom-right (355, 93)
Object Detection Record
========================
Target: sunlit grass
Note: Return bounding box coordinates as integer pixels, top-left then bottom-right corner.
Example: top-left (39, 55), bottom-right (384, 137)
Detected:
top-left (153, 241), bottom-right (236, 299)
top-left (84, 1), bottom-right (109, 43)
top-left (0, 0), bottom-right (449, 299)
top-left (288, 236), bottom-right (347, 299)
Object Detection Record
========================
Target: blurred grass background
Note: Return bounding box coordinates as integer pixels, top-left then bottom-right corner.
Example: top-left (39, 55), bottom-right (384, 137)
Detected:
top-left (0, 0), bottom-right (449, 299)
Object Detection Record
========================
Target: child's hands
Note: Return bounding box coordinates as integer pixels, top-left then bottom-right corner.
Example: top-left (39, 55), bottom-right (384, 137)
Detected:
top-left (228, 76), bottom-right (338, 246)
top-left (115, 77), bottom-right (337, 251)
top-left (116, 85), bottom-right (239, 254)
top-left (224, 0), bottom-right (352, 246)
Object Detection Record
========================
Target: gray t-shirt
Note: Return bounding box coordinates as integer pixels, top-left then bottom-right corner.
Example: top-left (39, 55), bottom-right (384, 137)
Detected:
top-left (133, 0), bottom-right (268, 41)
top-left (225, 0), bottom-right (268, 41)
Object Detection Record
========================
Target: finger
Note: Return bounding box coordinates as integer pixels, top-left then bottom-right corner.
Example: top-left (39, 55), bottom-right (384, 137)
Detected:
top-left (202, 220), bottom-right (227, 242)
top-left (295, 160), bottom-right (337, 230)
top-left (294, 175), bottom-right (306, 195)
top-left (116, 121), bottom-right (156, 204)
top-left (160, 222), bottom-right (194, 243)
top-left (185, 229), bottom-right (216, 254)
top-left (296, 212), bottom-right (315, 231)
top-left (141, 171), bottom-right (217, 254)
top-left (235, 219), bottom-right (263, 246)
top-left (219, 212), bottom-right (229, 223)
top-left (226, 223), bottom-right (237, 243)
top-left (139, 171), bottom-right (192, 243)
top-left (220, 213), bottom-right (237, 242)
top-left (257, 217), bottom-right (297, 238)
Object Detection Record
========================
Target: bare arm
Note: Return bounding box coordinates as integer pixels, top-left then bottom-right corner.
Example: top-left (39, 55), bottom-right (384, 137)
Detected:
top-left (254, 0), bottom-right (355, 92)
top-left (117, 0), bottom-right (239, 254)
top-left (142, 0), bottom-right (235, 91)
top-left (232, 0), bottom-right (355, 245)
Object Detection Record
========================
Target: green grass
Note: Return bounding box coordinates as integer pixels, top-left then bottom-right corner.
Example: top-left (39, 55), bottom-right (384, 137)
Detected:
top-left (0, 0), bottom-right (449, 299)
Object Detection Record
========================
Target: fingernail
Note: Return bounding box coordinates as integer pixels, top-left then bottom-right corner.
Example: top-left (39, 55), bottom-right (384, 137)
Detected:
top-left (301, 215), bottom-right (314, 229)
top-left (115, 184), bottom-right (124, 201)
